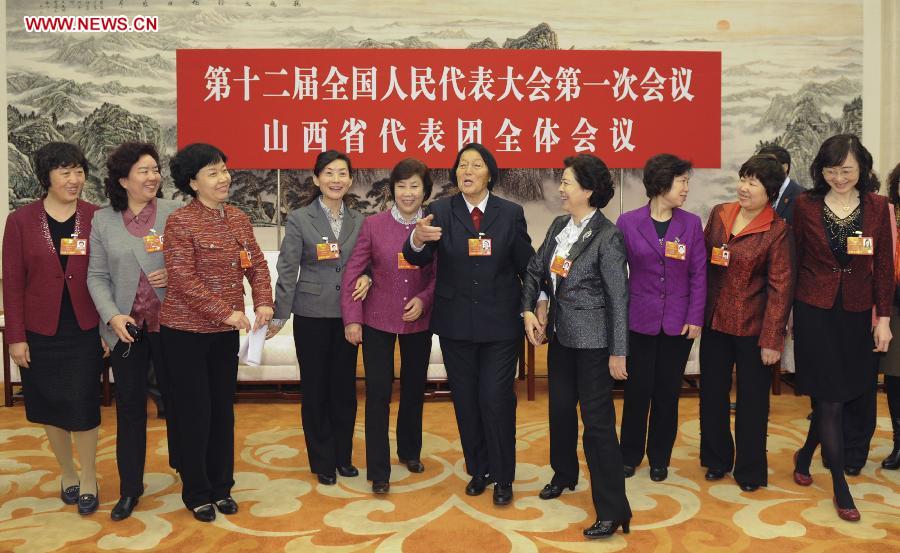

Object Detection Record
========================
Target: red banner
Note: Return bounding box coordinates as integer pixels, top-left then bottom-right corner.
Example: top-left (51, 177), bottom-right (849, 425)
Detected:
top-left (176, 49), bottom-right (721, 169)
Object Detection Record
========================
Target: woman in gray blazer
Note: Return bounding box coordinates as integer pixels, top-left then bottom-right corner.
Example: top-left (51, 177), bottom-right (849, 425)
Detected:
top-left (268, 150), bottom-right (368, 485)
top-left (521, 154), bottom-right (632, 539)
top-left (87, 142), bottom-right (181, 521)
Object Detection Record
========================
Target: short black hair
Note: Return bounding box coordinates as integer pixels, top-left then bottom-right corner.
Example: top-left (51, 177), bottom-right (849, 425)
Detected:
top-left (739, 154), bottom-right (785, 202)
top-left (33, 142), bottom-right (89, 191)
top-left (563, 154), bottom-right (615, 209)
top-left (449, 143), bottom-right (500, 190)
top-left (105, 142), bottom-right (161, 212)
top-left (389, 157), bottom-right (433, 200)
top-left (169, 143), bottom-right (227, 198)
top-left (888, 162), bottom-right (900, 206)
top-left (808, 134), bottom-right (874, 197)
top-left (314, 150), bottom-right (353, 177)
top-left (758, 145), bottom-right (791, 174)
top-left (642, 154), bottom-right (692, 199)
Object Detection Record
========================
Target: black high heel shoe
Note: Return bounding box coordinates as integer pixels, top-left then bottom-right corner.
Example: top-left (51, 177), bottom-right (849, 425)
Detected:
top-left (583, 519), bottom-right (630, 539)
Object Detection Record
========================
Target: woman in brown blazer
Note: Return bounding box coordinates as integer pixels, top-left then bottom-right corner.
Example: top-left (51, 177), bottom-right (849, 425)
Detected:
top-left (699, 154), bottom-right (794, 492)
top-left (791, 135), bottom-right (893, 522)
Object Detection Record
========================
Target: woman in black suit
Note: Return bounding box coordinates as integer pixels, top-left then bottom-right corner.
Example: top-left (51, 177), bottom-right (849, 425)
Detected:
top-left (403, 143), bottom-right (534, 506)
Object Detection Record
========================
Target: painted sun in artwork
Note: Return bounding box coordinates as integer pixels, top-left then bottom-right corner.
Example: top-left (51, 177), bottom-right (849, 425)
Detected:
top-left (716, 19), bottom-right (731, 31)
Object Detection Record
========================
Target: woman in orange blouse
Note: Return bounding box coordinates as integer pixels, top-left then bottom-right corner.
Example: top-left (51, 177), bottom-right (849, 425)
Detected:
top-left (699, 154), bottom-right (794, 492)
top-left (160, 143), bottom-right (273, 522)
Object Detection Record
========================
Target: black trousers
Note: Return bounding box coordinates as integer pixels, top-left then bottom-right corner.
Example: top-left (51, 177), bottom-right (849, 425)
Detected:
top-left (294, 316), bottom-right (359, 475)
top-left (620, 331), bottom-right (693, 469)
top-left (547, 338), bottom-right (631, 520)
top-left (362, 326), bottom-right (431, 482)
top-left (160, 326), bottom-right (238, 509)
top-left (439, 337), bottom-right (518, 485)
top-left (110, 330), bottom-right (178, 497)
top-left (699, 328), bottom-right (771, 485)
top-left (841, 372), bottom-right (878, 469)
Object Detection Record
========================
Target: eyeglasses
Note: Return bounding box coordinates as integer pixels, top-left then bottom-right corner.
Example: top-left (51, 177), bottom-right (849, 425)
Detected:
top-left (674, 177), bottom-right (690, 186)
top-left (822, 167), bottom-right (858, 179)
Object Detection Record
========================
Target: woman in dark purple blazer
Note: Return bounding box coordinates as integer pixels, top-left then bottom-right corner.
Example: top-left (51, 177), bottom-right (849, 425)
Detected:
top-left (341, 158), bottom-right (436, 495)
top-left (616, 154), bottom-right (706, 482)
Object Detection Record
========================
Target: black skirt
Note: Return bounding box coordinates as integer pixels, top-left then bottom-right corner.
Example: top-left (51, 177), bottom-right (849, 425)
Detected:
top-left (22, 319), bottom-right (103, 431)
top-left (793, 297), bottom-right (875, 402)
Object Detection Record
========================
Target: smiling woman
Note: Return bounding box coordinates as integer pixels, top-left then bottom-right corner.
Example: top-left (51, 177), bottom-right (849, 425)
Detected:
top-left (158, 143), bottom-right (274, 522)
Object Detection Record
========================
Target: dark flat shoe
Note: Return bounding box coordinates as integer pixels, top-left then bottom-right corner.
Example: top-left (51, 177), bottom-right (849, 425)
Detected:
top-left (739, 482), bottom-right (760, 492)
top-left (372, 481), bottom-right (390, 494)
top-left (317, 473), bottom-right (337, 485)
top-left (110, 496), bottom-right (139, 521)
top-left (337, 465), bottom-right (359, 477)
top-left (705, 468), bottom-right (727, 481)
top-left (649, 467), bottom-right (668, 482)
top-left (623, 465), bottom-right (635, 478)
top-left (215, 497), bottom-right (238, 515)
top-left (400, 458), bottom-right (425, 473)
top-left (583, 519), bottom-right (630, 539)
top-left (538, 482), bottom-right (575, 500)
top-left (465, 475), bottom-right (491, 496)
top-left (882, 443), bottom-right (900, 469)
top-left (843, 466), bottom-right (862, 477)
top-left (493, 483), bottom-right (513, 505)
top-left (191, 504), bottom-right (216, 523)
top-left (77, 491), bottom-right (99, 515)
top-left (60, 482), bottom-right (80, 505)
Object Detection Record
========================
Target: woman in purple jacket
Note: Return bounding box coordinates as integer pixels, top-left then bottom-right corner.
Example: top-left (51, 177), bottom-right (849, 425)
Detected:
top-left (341, 158), bottom-right (437, 495)
top-left (616, 154), bottom-right (706, 482)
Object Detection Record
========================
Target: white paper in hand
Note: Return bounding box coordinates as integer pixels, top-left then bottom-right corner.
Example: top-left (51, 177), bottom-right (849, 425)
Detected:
top-left (237, 313), bottom-right (267, 366)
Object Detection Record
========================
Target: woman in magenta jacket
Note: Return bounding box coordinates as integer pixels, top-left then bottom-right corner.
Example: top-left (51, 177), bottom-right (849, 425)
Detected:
top-left (616, 154), bottom-right (706, 482)
top-left (341, 158), bottom-right (437, 495)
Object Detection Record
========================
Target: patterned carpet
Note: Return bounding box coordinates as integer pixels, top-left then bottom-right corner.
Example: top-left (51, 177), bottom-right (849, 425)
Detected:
top-left (0, 380), bottom-right (898, 553)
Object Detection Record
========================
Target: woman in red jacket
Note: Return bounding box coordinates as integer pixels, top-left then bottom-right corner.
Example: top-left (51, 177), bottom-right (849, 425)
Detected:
top-left (791, 135), bottom-right (893, 522)
top-left (2, 142), bottom-right (102, 515)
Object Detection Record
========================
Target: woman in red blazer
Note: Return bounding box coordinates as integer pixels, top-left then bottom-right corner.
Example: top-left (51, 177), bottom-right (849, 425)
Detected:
top-left (699, 154), bottom-right (794, 493)
top-left (791, 135), bottom-right (893, 522)
top-left (2, 142), bottom-right (102, 515)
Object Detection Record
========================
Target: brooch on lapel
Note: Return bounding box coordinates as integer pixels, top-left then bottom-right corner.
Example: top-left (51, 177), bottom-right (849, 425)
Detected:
top-left (582, 230), bottom-right (592, 241)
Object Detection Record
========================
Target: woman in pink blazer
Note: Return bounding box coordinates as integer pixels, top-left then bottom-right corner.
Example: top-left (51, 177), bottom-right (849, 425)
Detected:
top-left (615, 154), bottom-right (706, 482)
top-left (341, 158), bottom-right (437, 495)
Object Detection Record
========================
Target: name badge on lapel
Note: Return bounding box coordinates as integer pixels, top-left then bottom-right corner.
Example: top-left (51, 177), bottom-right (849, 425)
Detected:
top-left (143, 228), bottom-right (163, 253)
top-left (60, 234), bottom-right (87, 256)
top-left (550, 255), bottom-right (572, 278)
top-left (397, 252), bottom-right (419, 270)
top-left (847, 233), bottom-right (874, 256)
top-left (468, 233), bottom-right (492, 256)
top-left (711, 244), bottom-right (730, 267)
top-left (316, 237), bottom-right (340, 261)
top-left (239, 249), bottom-right (252, 269)
top-left (665, 238), bottom-right (686, 261)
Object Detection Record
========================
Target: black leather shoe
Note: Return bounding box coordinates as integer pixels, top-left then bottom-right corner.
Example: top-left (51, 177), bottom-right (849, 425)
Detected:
top-left (465, 475), bottom-right (491, 496)
top-left (317, 473), bottom-right (337, 485)
top-left (650, 467), bottom-right (668, 482)
top-left (538, 483), bottom-right (575, 500)
top-left (337, 465), bottom-right (359, 477)
top-left (215, 497), bottom-right (238, 515)
top-left (60, 482), bottom-right (80, 505)
top-left (623, 465), bottom-right (635, 478)
top-left (400, 458), bottom-right (425, 473)
top-left (191, 504), bottom-right (216, 522)
top-left (77, 491), bottom-right (99, 515)
top-left (583, 519), bottom-right (630, 539)
top-left (739, 482), bottom-right (760, 492)
top-left (705, 468), bottom-right (727, 481)
top-left (493, 483), bottom-right (513, 505)
top-left (372, 481), bottom-right (390, 494)
top-left (110, 496), bottom-right (139, 521)
top-left (844, 466), bottom-right (862, 477)
top-left (882, 442), bottom-right (900, 470)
